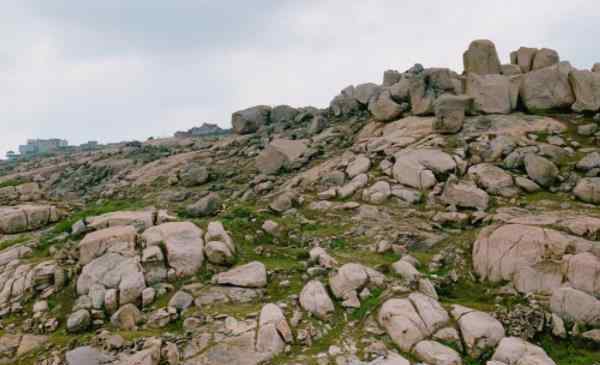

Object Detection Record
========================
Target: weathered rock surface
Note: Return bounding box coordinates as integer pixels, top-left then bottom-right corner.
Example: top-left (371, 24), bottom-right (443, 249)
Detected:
top-left (214, 261), bottom-right (267, 288)
top-left (520, 62), bottom-right (574, 111)
top-left (142, 222), bottom-right (205, 277)
top-left (451, 305), bottom-right (505, 358)
top-left (392, 149), bottom-right (456, 190)
top-left (232, 105), bottom-right (271, 134)
top-left (466, 73), bottom-right (512, 114)
top-left (491, 337), bottom-right (556, 365)
top-left (378, 293), bottom-right (449, 352)
top-left (463, 39), bottom-right (502, 75)
top-left (0, 205), bottom-right (59, 234)
top-left (79, 225), bottom-right (137, 265)
top-left (299, 280), bottom-right (334, 319)
top-left (569, 69), bottom-right (600, 112)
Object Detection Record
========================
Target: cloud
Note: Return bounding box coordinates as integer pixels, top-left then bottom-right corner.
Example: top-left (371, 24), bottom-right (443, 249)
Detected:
top-left (1, 1), bottom-right (599, 158)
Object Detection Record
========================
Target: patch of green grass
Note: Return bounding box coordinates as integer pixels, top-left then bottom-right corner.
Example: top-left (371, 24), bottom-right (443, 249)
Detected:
top-left (53, 199), bottom-right (147, 235)
top-left (350, 287), bottom-right (384, 321)
top-left (538, 334), bottom-right (600, 365)
top-left (0, 234), bottom-right (31, 251)
top-left (0, 178), bottom-right (25, 188)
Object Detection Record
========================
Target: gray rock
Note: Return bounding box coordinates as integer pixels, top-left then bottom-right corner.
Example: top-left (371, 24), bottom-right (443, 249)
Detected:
top-left (67, 309), bottom-right (91, 333)
top-left (521, 62), bottom-right (575, 111)
top-left (270, 192), bottom-right (296, 213)
top-left (491, 337), bottom-right (556, 365)
top-left (354, 83), bottom-right (381, 105)
top-left (511, 47), bottom-right (538, 73)
top-left (573, 177), bottom-right (600, 204)
top-left (433, 94), bottom-right (473, 134)
top-left (186, 193), bottom-right (221, 217)
top-left (569, 69), bottom-right (600, 113)
top-left (142, 222), bottom-right (205, 277)
top-left (441, 179), bottom-right (489, 210)
top-left (169, 290), bottom-right (194, 311)
top-left (523, 154), bottom-right (558, 187)
top-left (465, 73), bottom-right (512, 114)
top-left (368, 89), bottom-right (405, 122)
top-left (66, 346), bottom-right (113, 365)
top-left (110, 303), bottom-right (142, 330)
top-left (180, 165), bottom-right (209, 187)
top-left (330, 92), bottom-right (361, 117)
top-left (299, 280), bottom-right (334, 320)
top-left (532, 48), bottom-right (559, 70)
top-left (214, 261), bottom-right (267, 288)
top-left (463, 39), bottom-right (502, 75)
top-left (232, 105), bottom-right (271, 134)
top-left (270, 105), bottom-right (298, 125)
top-left (383, 70), bottom-right (402, 87)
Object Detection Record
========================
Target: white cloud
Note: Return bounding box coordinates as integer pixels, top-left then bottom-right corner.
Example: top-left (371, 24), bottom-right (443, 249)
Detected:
top-left (1, 0), bottom-right (599, 158)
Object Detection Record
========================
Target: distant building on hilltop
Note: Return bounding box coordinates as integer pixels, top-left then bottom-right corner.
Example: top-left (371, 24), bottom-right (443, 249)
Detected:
top-left (18, 138), bottom-right (68, 155)
top-left (174, 123), bottom-right (227, 138)
top-left (80, 141), bottom-right (99, 150)
top-left (6, 151), bottom-right (17, 160)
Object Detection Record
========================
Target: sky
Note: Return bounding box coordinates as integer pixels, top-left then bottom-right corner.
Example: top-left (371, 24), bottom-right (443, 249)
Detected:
top-left (1, 0), bottom-right (599, 158)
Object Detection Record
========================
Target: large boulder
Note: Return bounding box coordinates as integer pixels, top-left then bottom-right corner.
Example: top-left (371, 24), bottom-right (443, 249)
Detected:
top-left (569, 69), bottom-right (600, 112)
top-left (520, 62), bottom-right (575, 111)
top-left (523, 154), bottom-right (558, 187)
top-left (255, 303), bottom-right (292, 358)
top-left (468, 163), bottom-right (516, 197)
top-left (550, 287), bottom-right (600, 326)
top-left (573, 177), bottom-right (600, 204)
top-left (67, 310), bottom-right (91, 333)
top-left (270, 105), bottom-right (298, 125)
top-left (392, 149), bottom-right (457, 190)
top-left (142, 222), bottom-right (205, 277)
top-left (410, 68), bottom-right (461, 116)
top-left (299, 280), bottom-right (334, 320)
top-left (346, 155), bottom-right (371, 178)
top-left (368, 89), bottom-right (405, 122)
top-left (77, 253), bottom-right (146, 305)
top-left (532, 48), bottom-right (559, 70)
top-left (85, 209), bottom-right (156, 232)
top-left (180, 165), bottom-right (209, 187)
top-left (433, 94), bottom-right (473, 134)
top-left (186, 193), bottom-right (221, 217)
top-left (204, 221), bottom-right (236, 265)
top-left (111, 303), bottom-right (143, 330)
top-left (329, 263), bottom-right (384, 307)
top-left (441, 179), bottom-right (489, 210)
top-left (511, 47), bottom-right (538, 73)
top-left (463, 39), bottom-right (502, 75)
top-left (231, 105), bottom-right (271, 134)
top-left (472, 223), bottom-right (597, 295)
top-left (451, 305), bottom-right (505, 358)
top-left (78, 225), bottom-right (137, 265)
top-left (378, 294), bottom-right (449, 352)
top-left (413, 340), bottom-right (462, 365)
top-left (465, 73), bottom-right (512, 114)
top-left (214, 261), bottom-right (267, 288)
top-left (491, 337), bottom-right (556, 365)
top-left (0, 205), bottom-right (58, 234)
top-left (255, 139), bottom-right (308, 175)
top-left (354, 83), bottom-right (381, 105)
top-left (330, 90), bottom-right (361, 117)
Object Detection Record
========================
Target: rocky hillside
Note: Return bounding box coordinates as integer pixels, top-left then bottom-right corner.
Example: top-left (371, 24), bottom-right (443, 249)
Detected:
top-left (1, 39), bottom-right (600, 365)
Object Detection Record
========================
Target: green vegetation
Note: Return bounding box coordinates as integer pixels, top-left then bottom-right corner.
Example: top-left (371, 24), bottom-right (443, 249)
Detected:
top-left (350, 287), bottom-right (384, 321)
top-left (0, 234), bottom-right (31, 251)
top-left (0, 178), bottom-right (24, 188)
top-left (539, 335), bottom-right (600, 365)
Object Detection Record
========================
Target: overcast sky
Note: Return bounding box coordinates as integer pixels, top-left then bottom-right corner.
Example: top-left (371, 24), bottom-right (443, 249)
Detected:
top-left (1, 1), bottom-right (599, 158)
